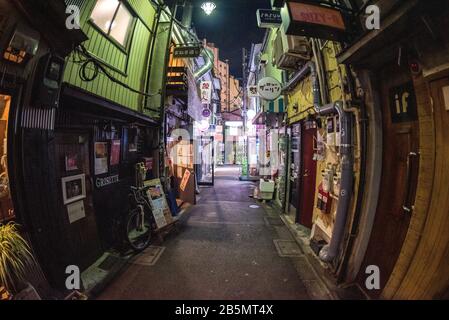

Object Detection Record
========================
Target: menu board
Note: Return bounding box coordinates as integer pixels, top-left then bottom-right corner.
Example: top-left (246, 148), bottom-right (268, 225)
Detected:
top-left (144, 179), bottom-right (173, 229)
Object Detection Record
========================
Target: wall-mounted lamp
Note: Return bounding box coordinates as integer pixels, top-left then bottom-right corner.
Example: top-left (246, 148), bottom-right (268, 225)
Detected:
top-left (2, 25), bottom-right (40, 66)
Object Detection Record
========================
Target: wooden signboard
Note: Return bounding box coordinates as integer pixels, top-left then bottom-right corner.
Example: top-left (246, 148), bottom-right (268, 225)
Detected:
top-left (144, 179), bottom-right (173, 229)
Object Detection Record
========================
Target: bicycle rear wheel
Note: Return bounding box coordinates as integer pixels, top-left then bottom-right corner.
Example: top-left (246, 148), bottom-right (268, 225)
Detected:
top-left (125, 208), bottom-right (152, 252)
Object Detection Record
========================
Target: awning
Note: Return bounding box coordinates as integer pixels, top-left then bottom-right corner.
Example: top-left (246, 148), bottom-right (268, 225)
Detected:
top-left (263, 97), bottom-right (285, 113)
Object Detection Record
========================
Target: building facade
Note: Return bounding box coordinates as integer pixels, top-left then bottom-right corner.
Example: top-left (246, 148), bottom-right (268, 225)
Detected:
top-left (246, 0), bottom-right (449, 299)
top-left (0, 0), bottom-right (169, 293)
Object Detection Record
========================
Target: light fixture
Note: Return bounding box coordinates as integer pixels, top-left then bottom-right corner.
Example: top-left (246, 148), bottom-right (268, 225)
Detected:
top-left (2, 25), bottom-right (40, 66)
top-left (201, 2), bottom-right (216, 15)
top-left (247, 109), bottom-right (257, 121)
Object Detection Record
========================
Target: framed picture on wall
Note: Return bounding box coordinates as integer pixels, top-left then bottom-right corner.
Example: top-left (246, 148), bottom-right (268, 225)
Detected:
top-left (65, 153), bottom-right (79, 172)
top-left (62, 174), bottom-right (86, 205)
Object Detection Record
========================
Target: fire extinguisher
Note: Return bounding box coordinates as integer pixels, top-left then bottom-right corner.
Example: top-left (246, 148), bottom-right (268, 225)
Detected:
top-left (317, 183), bottom-right (332, 214)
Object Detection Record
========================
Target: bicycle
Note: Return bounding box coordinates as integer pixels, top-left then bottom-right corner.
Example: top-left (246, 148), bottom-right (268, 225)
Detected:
top-left (125, 185), bottom-right (155, 252)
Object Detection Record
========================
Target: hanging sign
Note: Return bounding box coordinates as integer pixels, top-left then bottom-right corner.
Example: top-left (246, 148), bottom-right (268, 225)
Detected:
top-left (281, 1), bottom-right (346, 41)
top-left (200, 81), bottom-right (212, 104)
top-left (173, 46), bottom-right (202, 58)
top-left (257, 77), bottom-right (282, 101)
top-left (257, 9), bottom-right (282, 28)
top-left (248, 85), bottom-right (260, 98)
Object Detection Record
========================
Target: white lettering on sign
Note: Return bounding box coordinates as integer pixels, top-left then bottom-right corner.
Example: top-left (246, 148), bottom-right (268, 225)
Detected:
top-left (257, 77), bottom-right (282, 101)
top-left (95, 175), bottom-right (120, 188)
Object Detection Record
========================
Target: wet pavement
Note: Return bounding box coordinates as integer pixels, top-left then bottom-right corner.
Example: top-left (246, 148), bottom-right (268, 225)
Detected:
top-left (98, 166), bottom-right (316, 300)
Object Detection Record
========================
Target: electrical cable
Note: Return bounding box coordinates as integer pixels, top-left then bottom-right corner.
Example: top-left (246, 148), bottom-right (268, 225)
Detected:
top-left (149, 0), bottom-right (202, 47)
top-left (72, 45), bottom-right (161, 99)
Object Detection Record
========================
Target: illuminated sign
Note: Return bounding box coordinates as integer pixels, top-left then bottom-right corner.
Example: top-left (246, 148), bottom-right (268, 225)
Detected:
top-left (173, 46), bottom-right (201, 58)
top-left (257, 9), bottom-right (282, 28)
top-left (281, 1), bottom-right (346, 41)
top-left (200, 81), bottom-right (212, 104)
top-left (257, 77), bottom-right (282, 101)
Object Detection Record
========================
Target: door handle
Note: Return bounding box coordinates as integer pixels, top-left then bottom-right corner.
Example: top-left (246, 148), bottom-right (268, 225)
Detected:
top-left (403, 151), bottom-right (420, 214)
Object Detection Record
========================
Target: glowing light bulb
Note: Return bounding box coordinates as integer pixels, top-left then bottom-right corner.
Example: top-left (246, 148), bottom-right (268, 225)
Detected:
top-left (201, 2), bottom-right (216, 15)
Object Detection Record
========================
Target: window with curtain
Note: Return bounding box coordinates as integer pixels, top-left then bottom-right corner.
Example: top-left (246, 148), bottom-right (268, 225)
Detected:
top-left (90, 0), bottom-right (133, 46)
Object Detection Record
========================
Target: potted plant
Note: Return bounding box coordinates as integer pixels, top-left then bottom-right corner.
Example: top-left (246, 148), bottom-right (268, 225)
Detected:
top-left (0, 222), bottom-right (39, 300)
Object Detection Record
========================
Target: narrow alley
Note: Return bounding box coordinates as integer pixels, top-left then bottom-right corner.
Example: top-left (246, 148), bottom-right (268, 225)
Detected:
top-left (2, 0), bottom-right (449, 309)
top-left (98, 166), bottom-right (316, 300)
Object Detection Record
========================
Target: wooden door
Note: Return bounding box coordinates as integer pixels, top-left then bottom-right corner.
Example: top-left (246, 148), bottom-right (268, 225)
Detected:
top-left (297, 121), bottom-right (317, 228)
top-left (358, 64), bottom-right (420, 298)
top-left (55, 132), bottom-right (103, 271)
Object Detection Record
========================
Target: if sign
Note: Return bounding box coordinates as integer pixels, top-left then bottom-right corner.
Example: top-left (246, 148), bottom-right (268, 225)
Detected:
top-left (390, 81), bottom-right (418, 123)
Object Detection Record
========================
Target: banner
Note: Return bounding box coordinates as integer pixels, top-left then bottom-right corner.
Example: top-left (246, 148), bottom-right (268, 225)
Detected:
top-left (200, 81), bottom-right (212, 104)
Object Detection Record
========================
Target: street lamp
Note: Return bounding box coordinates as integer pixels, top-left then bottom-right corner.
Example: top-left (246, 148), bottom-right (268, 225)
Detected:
top-left (201, 2), bottom-right (216, 15)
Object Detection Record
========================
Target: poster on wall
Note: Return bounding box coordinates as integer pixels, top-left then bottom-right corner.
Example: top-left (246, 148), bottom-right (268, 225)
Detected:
top-left (110, 140), bottom-right (121, 166)
top-left (95, 142), bottom-right (109, 175)
top-left (65, 153), bottom-right (79, 172)
top-left (67, 200), bottom-right (86, 224)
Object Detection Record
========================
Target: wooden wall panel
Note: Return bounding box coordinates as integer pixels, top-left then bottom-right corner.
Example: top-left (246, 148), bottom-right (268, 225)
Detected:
top-left (382, 75), bottom-right (436, 299)
top-left (63, 0), bottom-right (156, 115)
top-left (391, 76), bottom-right (449, 299)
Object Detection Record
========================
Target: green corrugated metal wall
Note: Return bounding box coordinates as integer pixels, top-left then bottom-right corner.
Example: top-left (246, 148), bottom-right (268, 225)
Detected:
top-left (63, 0), bottom-right (159, 117)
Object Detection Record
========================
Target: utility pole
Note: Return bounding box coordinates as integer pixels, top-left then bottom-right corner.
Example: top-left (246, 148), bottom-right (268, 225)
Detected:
top-left (241, 47), bottom-right (249, 179)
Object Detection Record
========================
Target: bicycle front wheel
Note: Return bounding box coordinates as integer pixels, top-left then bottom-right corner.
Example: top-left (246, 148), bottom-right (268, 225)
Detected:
top-left (125, 208), bottom-right (152, 252)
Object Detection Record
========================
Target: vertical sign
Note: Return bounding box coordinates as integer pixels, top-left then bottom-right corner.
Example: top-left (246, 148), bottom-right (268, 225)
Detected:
top-left (248, 85), bottom-right (260, 97)
top-left (200, 81), bottom-right (212, 104)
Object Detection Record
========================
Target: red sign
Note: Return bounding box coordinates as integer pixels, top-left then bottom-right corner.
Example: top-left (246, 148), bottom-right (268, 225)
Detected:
top-left (289, 2), bottom-right (345, 30)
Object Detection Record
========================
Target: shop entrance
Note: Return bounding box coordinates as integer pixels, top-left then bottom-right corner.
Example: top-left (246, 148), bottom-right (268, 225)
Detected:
top-left (289, 123), bottom-right (300, 218)
top-left (197, 136), bottom-right (215, 186)
top-left (297, 121), bottom-right (317, 228)
top-left (358, 63), bottom-right (419, 297)
top-left (54, 132), bottom-right (103, 271)
top-left (289, 121), bottom-right (317, 228)
top-left (0, 94), bottom-right (14, 223)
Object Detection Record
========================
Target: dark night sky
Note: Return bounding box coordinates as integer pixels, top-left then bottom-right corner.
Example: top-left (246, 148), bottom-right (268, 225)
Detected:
top-left (189, 0), bottom-right (272, 79)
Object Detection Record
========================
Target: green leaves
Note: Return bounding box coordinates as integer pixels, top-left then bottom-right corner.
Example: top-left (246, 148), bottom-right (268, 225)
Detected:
top-left (0, 222), bottom-right (36, 293)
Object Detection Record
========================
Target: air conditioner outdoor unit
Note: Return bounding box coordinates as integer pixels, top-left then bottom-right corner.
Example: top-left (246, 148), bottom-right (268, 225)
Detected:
top-left (259, 53), bottom-right (269, 65)
top-left (273, 28), bottom-right (311, 71)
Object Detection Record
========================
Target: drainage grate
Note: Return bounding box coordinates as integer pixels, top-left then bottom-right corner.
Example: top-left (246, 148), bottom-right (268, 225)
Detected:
top-left (273, 239), bottom-right (303, 257)
top-left (129, 246), bottom-right (166, 267)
